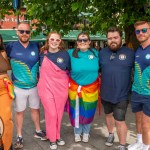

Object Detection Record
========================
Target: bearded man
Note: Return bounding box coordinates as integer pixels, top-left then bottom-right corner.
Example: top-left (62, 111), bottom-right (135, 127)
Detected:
top-left (6, 22), bottom-right (46, 149)
top-left (99, 27), bottom-right (135, 150)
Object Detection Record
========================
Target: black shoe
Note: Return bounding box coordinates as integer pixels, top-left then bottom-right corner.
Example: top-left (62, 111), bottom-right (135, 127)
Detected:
top-left (14, 136), bottom-right (23, 149)
top-left (34, 130), bottom-right (47, 141)
top-left (105, 133), bottom-right (114, 146)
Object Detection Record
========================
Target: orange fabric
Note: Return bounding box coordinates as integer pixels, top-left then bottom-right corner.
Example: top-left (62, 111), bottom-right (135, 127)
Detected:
top-left (0, 79), bottom-right (13, 150)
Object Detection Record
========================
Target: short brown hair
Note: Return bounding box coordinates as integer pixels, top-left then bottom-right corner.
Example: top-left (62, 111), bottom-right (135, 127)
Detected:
top-left (106, 27), bottom-right (122, 37)
top-left (134, 21), bottom-right (150, 28)
top-left (17, 21), bottom-right (30, 28)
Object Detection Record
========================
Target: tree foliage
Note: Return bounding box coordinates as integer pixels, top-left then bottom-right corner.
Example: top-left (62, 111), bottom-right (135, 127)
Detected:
top-left (0, 0), bottom-right (13, 19)
top-left (1, 0), bottom-right (150, 48)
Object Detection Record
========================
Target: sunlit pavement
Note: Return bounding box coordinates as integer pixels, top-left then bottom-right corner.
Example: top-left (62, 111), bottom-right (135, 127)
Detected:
top-left (12, 102), bottom-right (136, 150)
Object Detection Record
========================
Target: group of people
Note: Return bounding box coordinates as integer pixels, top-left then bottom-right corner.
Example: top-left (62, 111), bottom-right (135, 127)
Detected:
top-left (0, 20), bottom-right (150, 150)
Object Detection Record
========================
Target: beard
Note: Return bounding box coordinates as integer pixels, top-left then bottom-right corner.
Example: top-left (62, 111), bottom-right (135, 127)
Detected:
top-left (19, 36), bottom-right (30, 43)
top-left (108, 41), bottom-right (122, 51)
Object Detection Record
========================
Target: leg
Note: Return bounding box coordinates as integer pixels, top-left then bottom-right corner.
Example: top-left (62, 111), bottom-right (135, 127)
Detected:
top-left (74, 124), bottom-right (82, 142)
top-left (115, 120), bottom-right (127, 145)
top-left (74, 124), bottom-right (83, 135)
top-left (82, 123), bottom-right (91, 134)
top-left (0, 92), bottom-right (13, 150)
top-left (40, 94), bottom-right (57, 142)
top-left (15, 111), bottom-right (25, 136)
top-left (142, 111), bottom-right (150, 145)
top-left (82, 124), bottom-right (91, 142)
top-left (105, 113), bottom-right (115, 134)
top-left (136, 111), bottom-right (142, 135)
top-left (28, 87), bottom-right (41, 131)
top-left (30, 108), bottom-right (40, 131)
top-left (101, 100), bottom-right (114, 134)
top-left (54, 94), bottom-right (68, 141)
top-left (13, 86), bottom-right (28, 149)
top-left (101, 100), bottom-right (115, 146)
top-left (113, 100), bottom-right (128, 147)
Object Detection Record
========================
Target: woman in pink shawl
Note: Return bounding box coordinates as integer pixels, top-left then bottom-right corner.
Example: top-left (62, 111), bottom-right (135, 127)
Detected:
top-left (37, 32), bottom-right (70, 150)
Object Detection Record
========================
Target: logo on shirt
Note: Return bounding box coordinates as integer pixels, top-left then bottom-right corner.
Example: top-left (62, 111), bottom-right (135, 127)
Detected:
top-left (146, 54), bottom-right (150, 59)
top-left (88, 54), bottom-right (94, 60)
top-left (31, 51), bottom-right (36, 56)
top-left (119, 54), bottom-right (126, 60)
top-left (57, 57), bottom-right (64, 63)
top-left (16, 53), bottom-right (23, 56)
top-left (136, 55), bottom-right (140, 58)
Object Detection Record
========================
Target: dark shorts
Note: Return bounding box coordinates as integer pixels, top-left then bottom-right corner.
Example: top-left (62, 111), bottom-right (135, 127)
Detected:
top-left (131, 91), bottom-right (150, 116)
top-left (101, 99), bottom-right (129, 121)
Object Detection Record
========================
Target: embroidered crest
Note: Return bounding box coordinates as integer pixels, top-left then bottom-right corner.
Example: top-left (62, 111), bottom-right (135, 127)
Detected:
top-left (146, 54), bottom-right (150, 59)
top-left (57, 57), bottom-right (64, 63)
top-left (119, 54), bottom-right (126, 60)
top-left (88, 54), bottom-right (94, 60)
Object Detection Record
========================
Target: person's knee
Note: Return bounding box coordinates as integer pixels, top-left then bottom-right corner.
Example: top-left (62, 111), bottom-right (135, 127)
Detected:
top-left (106, 113), bottom-right (113, 118)
top-left (142, 123), bottom-right (150, 132)
top-left (15, 111), bottom-right (25, 117)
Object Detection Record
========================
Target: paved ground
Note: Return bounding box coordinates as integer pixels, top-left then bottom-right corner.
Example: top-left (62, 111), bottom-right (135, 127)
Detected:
top-left (12, 102), bottom-right (137, 150)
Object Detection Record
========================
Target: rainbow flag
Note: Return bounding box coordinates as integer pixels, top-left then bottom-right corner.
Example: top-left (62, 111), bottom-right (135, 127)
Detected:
top-left (3, 78), bottom-right (15, 99)
top-left (69, 78), bottom-right (100, 127)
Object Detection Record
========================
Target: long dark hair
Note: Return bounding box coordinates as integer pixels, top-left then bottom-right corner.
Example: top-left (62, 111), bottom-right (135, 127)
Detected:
top-left (0, 34), bottom-right (5, 51)
top-left (40, 31), bottom-right (65, 53)
top-left (72, 32), bottom-right (96, 58)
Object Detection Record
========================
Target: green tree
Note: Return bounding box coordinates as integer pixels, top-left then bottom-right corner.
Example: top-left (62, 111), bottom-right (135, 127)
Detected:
top-left (1, 0), bottom-right (150, 49)
top-left (0, 0), bottom-right (13, 19)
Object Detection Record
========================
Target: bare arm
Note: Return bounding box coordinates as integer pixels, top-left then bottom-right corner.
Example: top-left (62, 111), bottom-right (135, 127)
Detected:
top-left (1, 51), bottom-right (11, 70)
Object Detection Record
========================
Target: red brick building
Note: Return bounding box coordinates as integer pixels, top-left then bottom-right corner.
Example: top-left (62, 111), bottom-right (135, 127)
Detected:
top-left (0, 8), bottom-right (30, 29)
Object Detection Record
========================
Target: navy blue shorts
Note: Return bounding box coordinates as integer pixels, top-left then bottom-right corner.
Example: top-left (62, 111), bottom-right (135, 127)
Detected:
top-left (131, 91), bottom-right (150, 116)
top-left (101, 99), bottom-right (129, 121)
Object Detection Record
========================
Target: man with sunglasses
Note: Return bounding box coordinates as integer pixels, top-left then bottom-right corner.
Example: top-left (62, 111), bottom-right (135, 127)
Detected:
top-left (128, 21), bottom-right (150, 150)
top-left (99, 27), bottom-right (134, 150)
top-left (6, 22), bottom-right (46, 149)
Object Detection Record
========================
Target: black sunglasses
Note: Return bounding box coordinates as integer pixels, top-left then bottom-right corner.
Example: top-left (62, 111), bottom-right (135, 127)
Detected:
top-left (18, 30), bottom-right (31, 34)
top-left (77, 38), bottom-right (89, 43)
top-left (110, 53), bottom-right (117, 61)
top-left (135, 28), bottom-right (150, 35)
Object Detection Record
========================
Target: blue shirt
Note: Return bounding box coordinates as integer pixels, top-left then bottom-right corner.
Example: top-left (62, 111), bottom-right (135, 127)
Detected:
top-left (132, 45), bottom-right (150, 95)
top-left (40, 50), bottom-right (70, 71)
top-left (99, 46), bottom-right (134, 103)
top-left (6, 41), bottom-right (39, 89)
top-left (68, 48), bottom-right (99, 85)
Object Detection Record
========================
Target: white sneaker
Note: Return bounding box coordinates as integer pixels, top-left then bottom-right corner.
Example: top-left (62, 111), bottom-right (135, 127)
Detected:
top-left (128, 142), bottom-right (143, 150)
top-left (49, 142), bottom-right (57, 150)
top-left (56, 139), bottom-right (65, 146)
top-left (82, 134), bottom-right (90, 143)
top-left (75, 134), bottom-right (81, 142)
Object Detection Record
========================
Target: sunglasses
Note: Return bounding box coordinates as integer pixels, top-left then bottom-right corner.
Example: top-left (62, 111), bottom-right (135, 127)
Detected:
top-left (110, 52), bottom-right (117, 61)
top-left (77, 39), bottom-right (89, 43)
top-left (18, 30), bottom-right (31, 34)
top-left (135, 28), bottom-right (150, 35)
top-left (49, 38), bottom-right (61, 42)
